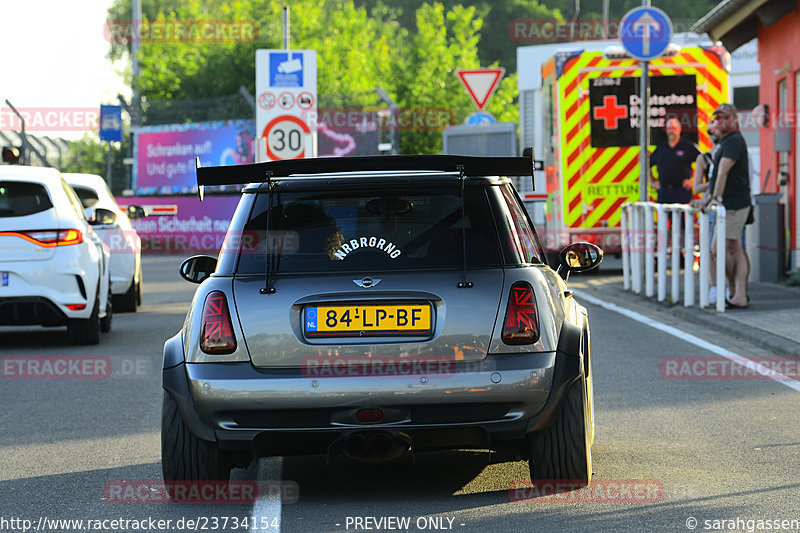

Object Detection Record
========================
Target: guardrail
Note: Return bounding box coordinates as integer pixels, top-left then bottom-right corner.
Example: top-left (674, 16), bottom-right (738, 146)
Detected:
top-left (621, 202), bottom-right (726, 313)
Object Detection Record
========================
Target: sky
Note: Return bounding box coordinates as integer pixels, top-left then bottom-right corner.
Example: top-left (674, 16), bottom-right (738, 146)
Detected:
top-left (1, 0), bottom-right (130, 140)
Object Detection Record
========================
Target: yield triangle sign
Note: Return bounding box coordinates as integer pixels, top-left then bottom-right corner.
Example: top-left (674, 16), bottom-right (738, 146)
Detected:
top-left (457, 68), bottom-right (505, 111)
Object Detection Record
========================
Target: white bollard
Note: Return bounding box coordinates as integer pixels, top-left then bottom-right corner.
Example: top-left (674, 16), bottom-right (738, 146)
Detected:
top-left (684, 209), bottom-right (695, 307)
top-left (632, 205), bottom-right (642, 294)
top-left (699, 211), bottom-right (709, 308)
top-left (622, 206), bottom-right (630, 290)
top-left (671, 209), bottom-right (681, 303)
top-left (716, 205), bottom-right (726, 313)
top-left (645, 204), bottom-right (655, 297)
top-left (657, 205), bottom-right (667, 302)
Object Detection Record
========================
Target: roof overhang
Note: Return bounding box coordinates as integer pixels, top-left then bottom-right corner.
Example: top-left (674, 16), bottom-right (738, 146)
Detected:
top-left (691, 0), bottom-right (796, 52)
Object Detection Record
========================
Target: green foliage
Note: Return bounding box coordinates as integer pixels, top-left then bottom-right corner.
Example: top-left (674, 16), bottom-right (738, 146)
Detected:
top-left (357, 0), bottom-right (721, 69)
top-left (107, 0), bottom-right (526, 153)
top-left (785, 270), bottom-right (800, 287)
top-left (104, 0), bottom-right (723, 154)
top-left (61, 135), bottom-right (129, 194)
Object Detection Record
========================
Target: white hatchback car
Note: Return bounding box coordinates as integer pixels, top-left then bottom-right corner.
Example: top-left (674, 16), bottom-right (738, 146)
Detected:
top-left (64, 173), bottom-right (143, 312)
top-left (0, 166), bottom-right (112, 344)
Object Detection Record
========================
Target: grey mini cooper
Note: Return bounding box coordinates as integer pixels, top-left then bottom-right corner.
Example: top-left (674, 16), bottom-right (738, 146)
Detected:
top-left (162, 152), bottom-right (601, 485)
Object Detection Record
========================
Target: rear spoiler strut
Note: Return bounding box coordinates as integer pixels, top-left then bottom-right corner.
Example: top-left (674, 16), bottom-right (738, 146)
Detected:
top-left (195, 149), bottom-right (538, 200)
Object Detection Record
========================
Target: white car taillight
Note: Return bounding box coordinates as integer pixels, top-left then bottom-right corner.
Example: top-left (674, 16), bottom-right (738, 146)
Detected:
top-left (501, 281), bottom-right (540, 345)
top-left (200, 291), bottom-right (237, 354)
top-left (0, 229), bottom-right (83, 246)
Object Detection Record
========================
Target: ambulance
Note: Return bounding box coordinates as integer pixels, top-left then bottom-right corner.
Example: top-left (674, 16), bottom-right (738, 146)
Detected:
top-left (536, 45), bottom-right (730, 255)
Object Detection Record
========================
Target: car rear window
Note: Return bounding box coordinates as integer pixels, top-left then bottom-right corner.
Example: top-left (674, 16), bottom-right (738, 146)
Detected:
top-left (0, 181), bottom-right (53, 217)
top-left (236, 184), bottom-right (503, 274)
top-left (72, 186), bottom-right (100, 208)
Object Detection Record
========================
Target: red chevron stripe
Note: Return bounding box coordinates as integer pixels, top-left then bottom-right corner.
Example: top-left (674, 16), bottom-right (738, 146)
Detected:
top-left (612, 156), bottom-right (639, 183)
top-left (567, 147), bottom-right (594, 189)
top-left (564, 101), bottom-right (581, 139)
top-left (592, 196), bottom-right (629, 227)
top-left (588, 148), bottom-right (629, 184)
top-left (566, 133), bottom-right (591, 168)
top-left (706, 70), bottom-right (722, 94)
top-left (569, 193), bottom-right (582, 215)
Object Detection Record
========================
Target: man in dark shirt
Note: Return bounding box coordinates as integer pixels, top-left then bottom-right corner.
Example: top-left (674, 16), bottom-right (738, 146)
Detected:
top-left (649, 117), bottom-right (701, 204)
top-left (703, 103), bottom-right (752, 308)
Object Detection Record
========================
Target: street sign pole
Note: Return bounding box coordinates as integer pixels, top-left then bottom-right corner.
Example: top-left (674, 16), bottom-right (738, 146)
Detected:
top-left (620, 2), bottom-right (671, 203)
top-left (107, 143), bottom-right (113, 187)
top-left (640, 0), bottom-right (650, 203)
top-left (639, 60), bottom-right (649, 202)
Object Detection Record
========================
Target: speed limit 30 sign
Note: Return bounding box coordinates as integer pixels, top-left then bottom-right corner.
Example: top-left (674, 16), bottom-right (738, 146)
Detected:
top-left (255, 49), bottom-right (317, 161)
top-left (263, 115), bottom-right (311, 160)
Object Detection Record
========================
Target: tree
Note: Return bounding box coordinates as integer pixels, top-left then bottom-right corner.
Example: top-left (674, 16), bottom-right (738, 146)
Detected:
top-left (61, 135), bottom-right (129, 194)
top-left (106, 0), bottom-right (521, 154)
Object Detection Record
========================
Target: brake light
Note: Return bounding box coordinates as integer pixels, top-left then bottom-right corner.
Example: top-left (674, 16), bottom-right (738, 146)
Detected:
top-left (200, 291), bottom-right (237, 354)
top-left (66, 304), bottom-right (87, 311)
top-left (502, 281), bottom-right (539, 345)
top-left (0, 229), bottom-right (83, 247)
top-left (57, 229), bottom-right (83, 245)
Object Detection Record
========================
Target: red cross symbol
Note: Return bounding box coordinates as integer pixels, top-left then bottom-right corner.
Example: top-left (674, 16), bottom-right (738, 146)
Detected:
top-left (593, 95), bottom-right (628, 129)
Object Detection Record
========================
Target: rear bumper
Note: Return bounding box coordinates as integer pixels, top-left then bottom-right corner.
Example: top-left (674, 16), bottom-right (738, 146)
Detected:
top-left (162, 329), bottom-right (584, 457)
top-left (0, 247), bottom-right (99, 320)
top-left (0, 297), bottom-right (68, 326)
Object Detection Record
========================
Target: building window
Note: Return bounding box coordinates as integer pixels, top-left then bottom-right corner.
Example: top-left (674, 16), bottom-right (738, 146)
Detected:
top-left (733, 86), bottom-right (759, 110)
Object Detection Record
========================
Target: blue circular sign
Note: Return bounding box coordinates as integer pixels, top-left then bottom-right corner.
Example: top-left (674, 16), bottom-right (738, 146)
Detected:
top-left (620, 7), bottom-right (673, 61)
top-left (465, 112), bottom-right (496, 125)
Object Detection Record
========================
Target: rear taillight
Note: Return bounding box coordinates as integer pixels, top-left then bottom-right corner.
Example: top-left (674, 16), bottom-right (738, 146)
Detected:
top-left (0, 229), bottom-right (83, 247)
top-left (200, 291), bottom-right (237, 354)
top-left (502, 281), bottom-right (539, 345)
top-left (66, 304), bottom-right (86, 311)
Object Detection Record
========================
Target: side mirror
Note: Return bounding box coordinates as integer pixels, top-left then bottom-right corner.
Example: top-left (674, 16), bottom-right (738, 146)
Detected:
top-left (558, 242), bottom-right (603, 280)
top-left (88, 207), bottom-right (118, 226)
top-left (179, 255), bottom-right (217, 284)
top-left (126, 205), bottom-right (146, 219)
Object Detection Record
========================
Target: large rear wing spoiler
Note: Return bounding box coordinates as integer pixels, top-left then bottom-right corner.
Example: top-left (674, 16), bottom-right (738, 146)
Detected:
top-left (195, 148), bottom-right (542, 199)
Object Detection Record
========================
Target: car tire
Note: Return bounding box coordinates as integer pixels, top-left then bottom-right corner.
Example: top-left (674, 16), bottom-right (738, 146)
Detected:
top-left (527, 375), bottom-right (592, 485)
top-left (114, 278), bottom-right (138, 313)
top-left (161, 391), bottom-right (231, 482)
top-left (68, 293), bottom-right (101, 345)
top-left (100, 289), bottom-right (113, 333)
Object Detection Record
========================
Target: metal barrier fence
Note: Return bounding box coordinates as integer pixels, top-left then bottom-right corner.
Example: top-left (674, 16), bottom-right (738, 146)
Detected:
top-left (621, 202), bottom-right (726, 313)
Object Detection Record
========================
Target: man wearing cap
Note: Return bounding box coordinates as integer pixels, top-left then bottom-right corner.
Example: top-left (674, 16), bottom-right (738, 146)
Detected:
top-left (703, 103), bottom-right (752, 308)
top-left (649, 117), bottom-right (701, 204)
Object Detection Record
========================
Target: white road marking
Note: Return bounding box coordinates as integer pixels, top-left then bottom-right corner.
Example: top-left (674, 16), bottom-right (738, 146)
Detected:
top-left (573, 289), bottom-right (800, 393)
top-left (252, 457), bottom-right (283, 531)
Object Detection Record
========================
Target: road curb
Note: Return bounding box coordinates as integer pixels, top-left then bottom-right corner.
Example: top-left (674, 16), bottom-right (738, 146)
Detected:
top-left (577, 281), bottom-right (800, 357)
top-left (666, 305), bottom-right (800, 357)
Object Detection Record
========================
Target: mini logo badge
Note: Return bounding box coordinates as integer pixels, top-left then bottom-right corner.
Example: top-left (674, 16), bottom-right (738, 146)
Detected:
top-left (353, 277), bottom-right (381, 288)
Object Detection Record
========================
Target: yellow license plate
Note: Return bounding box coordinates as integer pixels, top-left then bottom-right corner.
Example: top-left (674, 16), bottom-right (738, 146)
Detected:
top-left (304, 304), bottom-right (432, 337)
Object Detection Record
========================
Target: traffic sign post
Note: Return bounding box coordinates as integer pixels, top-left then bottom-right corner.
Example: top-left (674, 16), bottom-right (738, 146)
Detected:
top-left (100, 105), bottom-right (123, 186)
top-left (620, 5), bottom-right (672, 203)
top-left (255, 49), bottom-right (317, 161)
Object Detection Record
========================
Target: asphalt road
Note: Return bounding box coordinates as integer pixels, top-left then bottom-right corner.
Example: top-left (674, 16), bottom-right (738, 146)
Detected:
top-left (1, 256), bottom-right (798, 533)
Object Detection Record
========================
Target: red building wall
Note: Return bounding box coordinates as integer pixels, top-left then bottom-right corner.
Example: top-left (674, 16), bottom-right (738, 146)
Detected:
top-left (757, 0), bottom-right (799, 258)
